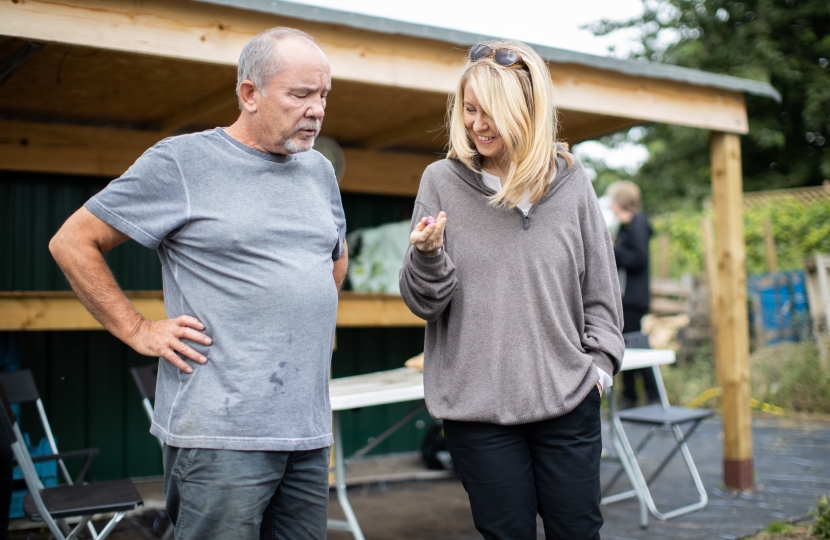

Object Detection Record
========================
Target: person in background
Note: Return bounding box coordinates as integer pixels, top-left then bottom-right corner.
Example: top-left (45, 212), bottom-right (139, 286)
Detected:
top-left (607, 180), bottom-right (660, 408)
top-left (399, 40), bottom-right (624, 540)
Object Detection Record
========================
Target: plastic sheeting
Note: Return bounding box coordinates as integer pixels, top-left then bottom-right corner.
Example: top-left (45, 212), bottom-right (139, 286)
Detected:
top-left (346, 220), bottom-right (412, 295)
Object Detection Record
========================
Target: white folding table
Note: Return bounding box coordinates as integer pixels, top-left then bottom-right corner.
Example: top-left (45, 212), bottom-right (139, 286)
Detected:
top-left (326, 350), bottom-right (677, 539)
top-left (327, 367), bottom-right (425, 540)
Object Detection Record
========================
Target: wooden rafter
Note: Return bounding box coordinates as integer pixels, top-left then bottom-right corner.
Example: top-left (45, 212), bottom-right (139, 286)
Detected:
top-left (362, 114), bottom-right (445, 150)
top-left (562, 116), bottom-right (643, 145)
top-left (0, 0), bottom-right (749, 134)
top-left (0, 120), bottom-right (436, 196)
top-left (153, 87), bottom-right (237, 134)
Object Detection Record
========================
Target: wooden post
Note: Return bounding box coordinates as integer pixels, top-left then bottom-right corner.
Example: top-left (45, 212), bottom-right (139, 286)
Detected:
top-left (701, 216), bottom-right (721, 384)
top-left (763, 217), bottom-right (778, 273)
top-left (804, 254), bottom-right (830, 368)
top-left (658, 234), bottom-right (670, 279)
top-left (710, 132), bottom-right (754, 490)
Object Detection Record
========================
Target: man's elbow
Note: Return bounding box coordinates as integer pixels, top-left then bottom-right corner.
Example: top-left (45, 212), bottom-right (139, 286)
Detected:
top-left (49, 220), bottom-right (89, 268)
top-left (48, 228), bottom-right (69, 265)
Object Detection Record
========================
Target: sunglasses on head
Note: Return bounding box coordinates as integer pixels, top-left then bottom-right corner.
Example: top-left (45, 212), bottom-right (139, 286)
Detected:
top-left (469, 44), bottom-right (525, 68)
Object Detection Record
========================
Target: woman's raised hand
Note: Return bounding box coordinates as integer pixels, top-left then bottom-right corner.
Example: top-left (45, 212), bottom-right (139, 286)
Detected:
top-left (410, 211), bottom-right (447, 256)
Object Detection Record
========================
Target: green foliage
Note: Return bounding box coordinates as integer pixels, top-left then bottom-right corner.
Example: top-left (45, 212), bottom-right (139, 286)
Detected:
top-left (663, 340), bottom-right (830, 413)
top-left (751, 341), bottom-right (830, 413)
top-left (744, 196), bottom-right (830, 275)
top-left (585, 0), bottom-right (830, 211)
top-left (765, 520), bottom-right (799, 534)
top-left (650, 208), bottom-right (706, 278)
top-left (649, 197), bottom-right (830, 279)
top-left (812, 495), bottom-right (830, 539)
top-left (661, 342), bottom-right (719, 405)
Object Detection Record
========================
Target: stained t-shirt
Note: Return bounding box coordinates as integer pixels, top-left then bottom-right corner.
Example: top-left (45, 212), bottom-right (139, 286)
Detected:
top-left (85, 128), bottom-right (346, 451)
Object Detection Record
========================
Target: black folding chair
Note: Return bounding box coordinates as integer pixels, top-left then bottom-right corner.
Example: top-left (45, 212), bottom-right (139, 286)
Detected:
top-left (129, 364), bottom-right (161, 451)
top-left (0, 369), bottom-right (105, 538)
top-left (0, 385), bottom-right (143, 540)
top-left (602, 332), bottom-right (713, 521)
top-left (0, 370), bottom-right (99, 486)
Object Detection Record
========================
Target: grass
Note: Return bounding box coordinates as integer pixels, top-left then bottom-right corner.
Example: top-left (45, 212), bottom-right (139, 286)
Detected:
top-left (659, 340), bottom-right (830, 537)
top-left (641, 335), bottom-right (830, 540)
top-left (744, 521), bottom-right (815, 539)
top-left (658, 339), bottom-right (830, 415)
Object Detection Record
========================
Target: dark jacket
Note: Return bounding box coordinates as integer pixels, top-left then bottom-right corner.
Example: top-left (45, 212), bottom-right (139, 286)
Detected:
top-left (614, 212), bottom-right (652, 312)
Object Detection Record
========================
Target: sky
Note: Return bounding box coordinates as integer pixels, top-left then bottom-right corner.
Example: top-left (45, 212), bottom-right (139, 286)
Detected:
top-left (290, 0), bottom-right (651, 173)
top-left (290, 0), bottom-right (646, 57)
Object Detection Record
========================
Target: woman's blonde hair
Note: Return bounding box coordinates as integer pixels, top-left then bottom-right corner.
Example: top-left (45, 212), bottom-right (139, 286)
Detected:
top-left (446, 40), bottom-right (573, 208)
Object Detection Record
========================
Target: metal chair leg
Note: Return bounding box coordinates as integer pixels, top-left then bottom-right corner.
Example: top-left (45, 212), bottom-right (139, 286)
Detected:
top-left (161, 523), bottom-right (174, 540)
top-left (614, 417), bottom-right (709, 521)
top-left (601, 386), bottom-right (649, 528)
top-left (327, 412), bottom-right (366, 540)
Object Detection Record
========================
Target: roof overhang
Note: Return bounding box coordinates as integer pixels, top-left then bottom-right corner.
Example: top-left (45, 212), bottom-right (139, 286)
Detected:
top-left (197, 0), bottom-right (781, 103)
top-left (0, 0), bottom-right (778, 190)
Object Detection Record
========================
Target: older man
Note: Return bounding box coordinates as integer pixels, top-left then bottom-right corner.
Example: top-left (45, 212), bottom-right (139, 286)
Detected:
top-left (49, 28), bottom-right (346, 539)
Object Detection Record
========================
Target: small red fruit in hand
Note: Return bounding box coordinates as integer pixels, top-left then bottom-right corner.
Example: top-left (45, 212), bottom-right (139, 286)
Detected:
top-left (424, 216), bottom-right (437, 226)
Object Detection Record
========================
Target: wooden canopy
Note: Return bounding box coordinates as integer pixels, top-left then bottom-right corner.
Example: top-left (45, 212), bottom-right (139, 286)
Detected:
top-left (0, 0), bottom-right (780, 490)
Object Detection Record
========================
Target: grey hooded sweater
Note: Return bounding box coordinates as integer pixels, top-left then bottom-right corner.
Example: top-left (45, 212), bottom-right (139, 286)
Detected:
top-left (399, 153), bottom-right (625, 425)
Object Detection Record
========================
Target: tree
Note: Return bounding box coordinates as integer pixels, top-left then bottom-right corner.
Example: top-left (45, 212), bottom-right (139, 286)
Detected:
top-left (586, 0), bottom-right (830, 213)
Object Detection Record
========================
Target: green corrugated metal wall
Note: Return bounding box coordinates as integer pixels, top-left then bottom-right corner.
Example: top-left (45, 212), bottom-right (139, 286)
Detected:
top-left (2, 170), bottom-right (429, 481)
top-left (0, 171), bottom-right (163, 290)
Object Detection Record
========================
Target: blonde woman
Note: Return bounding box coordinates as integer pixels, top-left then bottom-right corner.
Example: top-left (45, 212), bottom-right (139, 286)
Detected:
top-left (399, 41), bottom-right (624, 540)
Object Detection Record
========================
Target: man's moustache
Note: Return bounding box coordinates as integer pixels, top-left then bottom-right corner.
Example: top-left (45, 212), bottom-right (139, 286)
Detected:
top-left (295, 121), bottom-right (321, 134)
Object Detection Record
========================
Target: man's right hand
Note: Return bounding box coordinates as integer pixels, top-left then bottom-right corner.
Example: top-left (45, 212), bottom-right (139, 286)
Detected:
top-left (129, 316), bottom-right (212, 374)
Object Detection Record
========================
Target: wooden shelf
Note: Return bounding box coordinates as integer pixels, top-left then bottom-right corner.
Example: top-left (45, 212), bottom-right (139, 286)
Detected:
top-left (336, 292), bottom-right (425, 327)
top-left (0, 291), bottom-right (425, 331)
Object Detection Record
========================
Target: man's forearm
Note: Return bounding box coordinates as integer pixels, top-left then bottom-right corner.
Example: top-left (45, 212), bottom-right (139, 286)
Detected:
top-left (333, 241), bottom-right (348, 290)
top-left (50, 232), bottom-right (144, 346)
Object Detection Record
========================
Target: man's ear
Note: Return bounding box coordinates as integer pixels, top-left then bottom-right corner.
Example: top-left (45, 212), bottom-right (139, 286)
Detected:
top-left (238, 80), bottom-right (259, 113)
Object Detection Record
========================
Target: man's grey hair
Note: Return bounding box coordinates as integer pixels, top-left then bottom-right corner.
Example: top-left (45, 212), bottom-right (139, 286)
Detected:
top-left (236, 27), bottom-right (317, 107)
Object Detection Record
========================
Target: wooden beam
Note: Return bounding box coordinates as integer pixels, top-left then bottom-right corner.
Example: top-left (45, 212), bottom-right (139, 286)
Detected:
top-left (551, 64), bottom-right (749, 134)
top-left (153, 87), bottom-right (237, 134)
top-left (0, 0), bottom-right (461, 95)
top-left (763, 217), bottom-right (778, 273)
top-left (362, 114), bottom-right (445, 150)
top-left (0, 0), bottom-right (749, 133)
top-left (0, 120), bottom-right (435, 196)
top-left (710, 131), bottom-right (753, 490)
top-left (561, 115), bottom-right (642, 144)
top-left (340, 148), bottom-right (437, 196)
top-left (0, 291), bottom-right (426, 330)
top-left (0, 120), bottom-right (164, 177)
top-left (336, 292), bottom-right (425, 327)
top-left (701, 216), bottom-right (721, 385)
top-left (0, 291), bottom-right (166, 331)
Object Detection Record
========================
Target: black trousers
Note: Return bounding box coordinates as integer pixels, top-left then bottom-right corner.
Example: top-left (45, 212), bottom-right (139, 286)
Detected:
top-left (621, 307), bottom-right (660, 404)
top-left (443, 388), bottom-right (603, 540)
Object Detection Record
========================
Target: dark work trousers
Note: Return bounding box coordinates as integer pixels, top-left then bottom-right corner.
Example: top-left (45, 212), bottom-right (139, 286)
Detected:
top-left (621, 307), bottom-right (661, 404)
top-left (443, 387), bottom-right (603, 540)
top-left (163, 445), bottom-right (330, 540)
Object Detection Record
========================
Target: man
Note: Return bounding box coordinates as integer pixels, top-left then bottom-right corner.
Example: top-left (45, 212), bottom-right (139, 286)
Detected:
top-left (49, 28), bottom-right (347, 539)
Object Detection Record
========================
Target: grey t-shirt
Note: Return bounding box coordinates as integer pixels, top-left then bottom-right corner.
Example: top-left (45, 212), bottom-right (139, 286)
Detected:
top-left (86, 128), bottom-right (346, 451)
